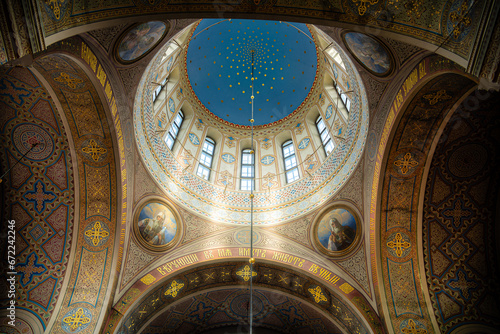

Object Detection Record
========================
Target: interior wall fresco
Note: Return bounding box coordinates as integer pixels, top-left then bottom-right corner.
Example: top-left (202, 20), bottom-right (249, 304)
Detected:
top-left (422, 91), bottom-right (500, 332)
top-left (30, 38), bottom-right (126, 332)
top-left (377, 65), bottom-right (476, 332)
top-left (107, 261), bottom-right (385, 334)
top-left (0, 66), bottom-right (76, 330)
top-left (39, 0), bottom-right (491, 66)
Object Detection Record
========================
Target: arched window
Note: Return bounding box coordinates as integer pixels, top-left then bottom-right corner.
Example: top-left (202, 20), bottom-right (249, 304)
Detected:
top-left (316, 115), bottom-right (334, 156)
top-left (240, 149), bottom-right (254, 191)
top-left (165, 110), bottom-right (184, 150)
top-left (337, 86), bottom-right (351, 112)
top-left (152, 77), bottom-right (168, 102)
top-left (197, 137), bottom-right (215, 180)
top-left (282, 140), bottom-right (299, 183)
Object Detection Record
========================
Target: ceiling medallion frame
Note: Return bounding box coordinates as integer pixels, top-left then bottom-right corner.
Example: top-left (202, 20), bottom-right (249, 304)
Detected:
top-left (341, 30), bottom-right (395, 77)
top-left (114, 21), bottom-right (169, 65)
top-left (132, 197), bottom-right (182, 252)
top-left (311, 202), bottom-right (362, 258)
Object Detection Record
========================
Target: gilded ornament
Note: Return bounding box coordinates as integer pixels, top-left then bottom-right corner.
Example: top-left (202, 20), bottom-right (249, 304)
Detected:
top-left (236, 265), bottom-right (257, 281)
top-left (450, 1), bottom-right (472, 39)
top-left (423, 89), bottom-right (452, 105)
top-left (82, 139), bottom-right (107, 162)
top-left (53, 72), bottom-right (84, 89)
top-left (165, 280), bottom-right (185, 297)
top-left (140, 274), bottom-right (156, 286)
top-left (308, 286), bottom-right (327, 303)
top-left (339, 283), bottom-right (354, 294)
top-left (84, 221), bottom-right (109, 246)
top-left (62, 308), bottom-right (91, 331)
top-left (394, 152), bottom-right (418, 174)
top-left (401, 319), bottom-right (427, 334)
top-left (387, 232), bottom-right (411, 257)
top-left (352, 0), bottom-right (379, 16)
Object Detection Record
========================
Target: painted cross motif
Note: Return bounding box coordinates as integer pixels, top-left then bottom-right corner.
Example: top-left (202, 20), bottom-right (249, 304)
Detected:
top-left (165, 280), bottom-right (184, 297)
top-left (0, 78), bottom-right (31, 105)
top-left (261, 138), bottom-right (272, 150)
top-left (63, 308), bottom-right (91, 331)
top-left (53, 72), bottom-right (83, 89)
top-left (236, 265), bottom-right (257, 281)
top-left (401, 319), bottom-right (427, 334)
top-left (298, 138), bottom-right (310, 150)
top-left (308, 286), bottom-right (327, 303)
top-left (449, 270), bottom-right (477, 300)
top-left (394, 152), bottom-right (418, 174)
top-left (24, 180), bottom-right (56, 213)
top-left (222, 153), bottom-right (236, 164)
top-left (16, 252), bottom-right (46, 286)
top-left (189, 302), bottom-right (213, 321)
top-left (295, 123), bottom-right (304, 135)
top-left (262, 172), bottom-right (277, 190)
top-left (82, 139), bottom-right (107, 162)
top-left (261, 155), bottom-right (275, 165)
top-left (450, 1), bottom-right (472, 39)
top-left (168, 98), bottom-right (175, 113)
top-left (84, 221), bottom-right (110, 246)
top-left (387, 233), bottom-right (411, 257)
top-left (281, 306), bottom-right (303, 324)
top-left (218, 170), bottom-right (233, 187)
top-left (325, 105), bottom-right (333, 119)
top-left (443, 199), bottom-right (472, 229)
top-left (423, 89), bottom-right (452, 105)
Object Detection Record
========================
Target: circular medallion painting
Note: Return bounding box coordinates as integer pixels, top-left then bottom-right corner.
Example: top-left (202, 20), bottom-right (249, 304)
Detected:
top-left (116, 21), bottom-right (168, 63)
top-left (134, 200), bottom-right (180, 251)
top-left (313, 205), bottom-right (361, 256)
top-left (343, 32), bottom-right (393, 76)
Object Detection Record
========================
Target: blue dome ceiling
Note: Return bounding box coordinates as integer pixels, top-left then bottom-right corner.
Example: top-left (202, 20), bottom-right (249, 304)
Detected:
top-left (186, 19), bottom-right (318, 127)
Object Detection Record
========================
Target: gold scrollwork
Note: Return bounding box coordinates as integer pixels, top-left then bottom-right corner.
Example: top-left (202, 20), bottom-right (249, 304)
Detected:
top-left (352, 0), bottom-right (379, 16)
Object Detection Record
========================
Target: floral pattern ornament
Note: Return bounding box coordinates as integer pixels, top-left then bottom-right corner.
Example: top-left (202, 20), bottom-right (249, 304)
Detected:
top-left (351, 0), bottom-right (379, 16)
top-left (43, 0), bottom-right (69, 21)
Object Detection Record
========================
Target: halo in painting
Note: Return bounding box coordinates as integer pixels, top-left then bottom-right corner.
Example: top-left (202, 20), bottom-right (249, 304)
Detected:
top-left (116, 21), bottom-right (168, 63)
top-left (342, 31), bottom-right (393, 76)
top-left (313, 204), bottom-right (361, 256)
top-left (133, 199), bottom-right (180, 251)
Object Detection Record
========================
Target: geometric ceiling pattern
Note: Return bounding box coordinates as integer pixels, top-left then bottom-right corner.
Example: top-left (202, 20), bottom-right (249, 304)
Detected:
top-left (378, 65), bottom-right (477, 333)
top-left (423, 90), bottom-right (500, 332)
top-left (0, 66), bottom-right (75, 329)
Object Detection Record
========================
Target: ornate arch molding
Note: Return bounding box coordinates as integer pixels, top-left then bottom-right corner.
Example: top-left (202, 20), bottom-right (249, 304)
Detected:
top-left (371, 55), bottom-right (477, 333)
top-left (29, 36), bottom-right (127, 333)
top-left (107, 260), bottom-right (385, 334)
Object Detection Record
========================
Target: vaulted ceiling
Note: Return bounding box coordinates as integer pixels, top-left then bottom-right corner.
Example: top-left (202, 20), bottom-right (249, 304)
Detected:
top-left (0, 1), bottom-right (499, 334)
